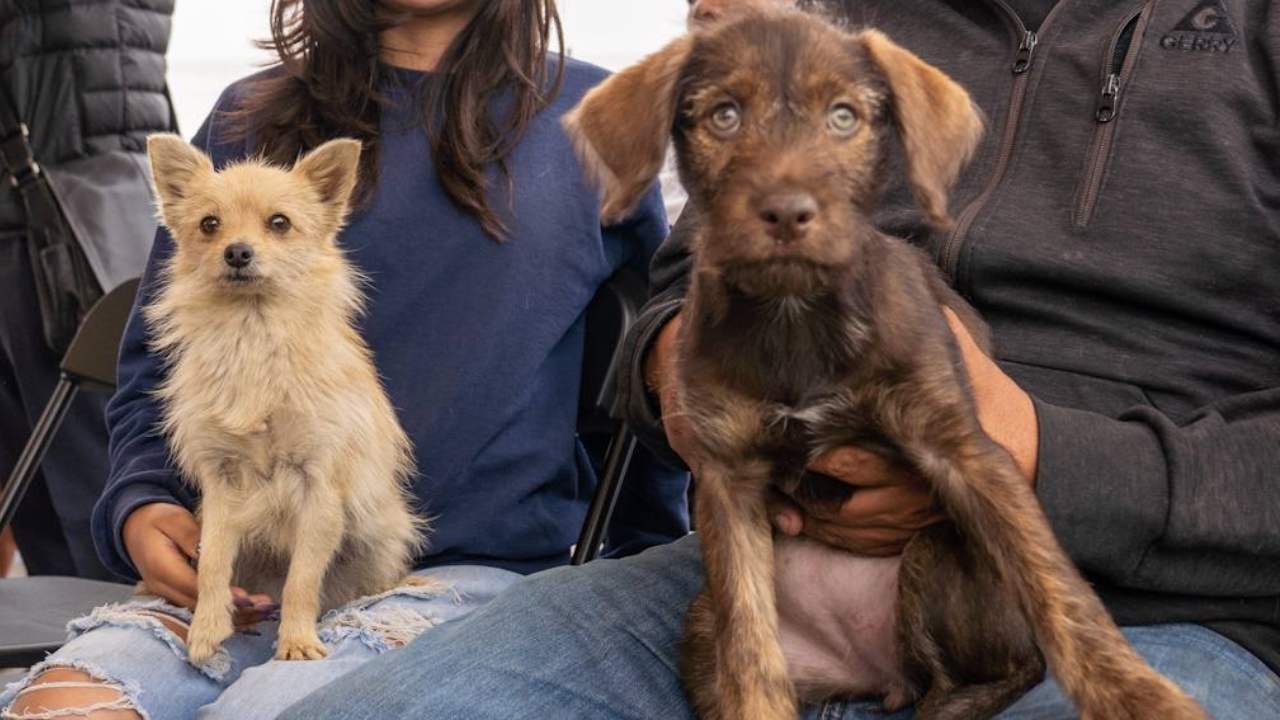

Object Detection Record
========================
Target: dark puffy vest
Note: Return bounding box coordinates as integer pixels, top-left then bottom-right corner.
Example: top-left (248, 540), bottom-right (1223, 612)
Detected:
top-left (1, 0), bottom-right (176, 289)
top-left (1, 0), bottom-right (175, 162)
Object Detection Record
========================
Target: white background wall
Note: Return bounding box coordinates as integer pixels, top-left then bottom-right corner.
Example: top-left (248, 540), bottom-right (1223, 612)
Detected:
top-left (167, 0), bottom-right (688, 134)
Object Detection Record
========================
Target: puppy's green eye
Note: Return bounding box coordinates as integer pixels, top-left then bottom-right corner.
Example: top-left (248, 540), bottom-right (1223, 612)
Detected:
top-left (709, 102), bottom-right (742, 136)
top-left (199, 216), bottom-right (220, 235)
top-left (827, 103), bottom-right (859, 135)
top-left (268, 214), bottom-right (291, 233)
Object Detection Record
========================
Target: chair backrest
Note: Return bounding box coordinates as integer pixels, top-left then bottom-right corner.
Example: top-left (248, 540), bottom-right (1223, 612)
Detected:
top-left (578, 266), bottom-right (647, 435)
top-left (60, 277), bottom-right (140, 392)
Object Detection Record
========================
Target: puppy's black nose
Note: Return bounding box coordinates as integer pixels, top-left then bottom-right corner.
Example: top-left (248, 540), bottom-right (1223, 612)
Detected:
top-left (691, 2), bottom-right (720, 23)
top-left (759, 191), bottom-right (818, 243)
top-left (224, 243), bottom-right (254, 269)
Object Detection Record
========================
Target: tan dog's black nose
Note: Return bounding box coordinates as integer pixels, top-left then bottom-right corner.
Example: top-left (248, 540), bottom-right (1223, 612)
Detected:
top-left (224, 243), bottom-right (254, 269)
top-left (759, 191), bottom-right (818, 243)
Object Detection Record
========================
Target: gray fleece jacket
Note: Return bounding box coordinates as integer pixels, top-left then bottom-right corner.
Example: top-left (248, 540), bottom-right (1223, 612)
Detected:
top-left (619, 0), bottom-right (1280, 673)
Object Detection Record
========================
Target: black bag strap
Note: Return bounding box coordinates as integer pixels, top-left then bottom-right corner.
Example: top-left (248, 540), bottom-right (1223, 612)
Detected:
top-left (1, 88), bottom-right (102, 354)
top-left (0, 90), bottom-right (70, 246)
top-left (0, 97), bottom-right (43, 193)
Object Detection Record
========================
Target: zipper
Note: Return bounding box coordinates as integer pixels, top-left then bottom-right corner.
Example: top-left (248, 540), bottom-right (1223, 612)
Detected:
top-left (1074, 3), bottom-right (1154, 227)
top-left (937, 0), bottom-right (1068, 281)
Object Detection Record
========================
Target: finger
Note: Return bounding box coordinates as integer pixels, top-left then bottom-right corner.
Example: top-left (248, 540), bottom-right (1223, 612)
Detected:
top-left (147, 543), bottom-right (200, 605)
top-left (146, 576), bottom-right (198, 609)
top-left (766, 490), bottom-right (804, 536)
top-left (800, 516), bottom-right (913, 557)
top-left (233, 608), bottom-right (273, 629)
top-left (808, 447), bottom-right (898, 488)
top-left (161, 512), bottom-right (201, 562)
top-left (838, 485), bottom-right (939, 525)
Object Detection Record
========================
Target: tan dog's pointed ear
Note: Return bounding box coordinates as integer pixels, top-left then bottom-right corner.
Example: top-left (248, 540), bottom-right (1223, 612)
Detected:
top-left (147, 134), bottom-right (214, 225)
top-left (294, 138), bottom-right (362, 209)
top-left (860, 30), bottom-right (983, 230)
top-left (564, 36), bottom-right (693, 224)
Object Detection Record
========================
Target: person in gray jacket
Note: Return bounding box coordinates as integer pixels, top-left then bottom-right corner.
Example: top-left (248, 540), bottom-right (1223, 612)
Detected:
top-left (282, 0), bottom-right (1280, 717)
top-left (0, 0), bottom-right (174, 579)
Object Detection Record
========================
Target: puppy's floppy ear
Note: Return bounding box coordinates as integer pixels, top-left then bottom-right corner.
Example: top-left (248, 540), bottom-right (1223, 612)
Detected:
top-left (294, 138), bottom-right (362, 209)
top-left (563, 36), bottom-right (693, 224)
top-left (860, 30), bottom-right (983, 230)
top-left (147, 134), bottom-right (214, 225)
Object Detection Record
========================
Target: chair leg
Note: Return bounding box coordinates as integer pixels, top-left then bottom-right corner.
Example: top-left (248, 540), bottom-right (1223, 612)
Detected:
top-left (572, 427), bottom-right (638, 565)
top-left (0, 375), bottom-right (79, 534)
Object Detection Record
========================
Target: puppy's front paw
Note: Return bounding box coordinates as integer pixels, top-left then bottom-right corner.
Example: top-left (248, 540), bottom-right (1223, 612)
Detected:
top-left (187, 610), bottom-right (234, 665)
top-left (277, 631), bottom-right (328, 661)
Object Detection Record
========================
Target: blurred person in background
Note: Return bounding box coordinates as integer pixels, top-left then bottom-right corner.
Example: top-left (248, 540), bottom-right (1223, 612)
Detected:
top-left (1, 0), bottom-right (687, 718)
top-left (0, 0), bottom-right (176, 580)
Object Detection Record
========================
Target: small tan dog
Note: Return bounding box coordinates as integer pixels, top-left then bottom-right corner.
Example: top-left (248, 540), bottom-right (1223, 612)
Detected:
top-left (144, 135), bottom-right (425, 664)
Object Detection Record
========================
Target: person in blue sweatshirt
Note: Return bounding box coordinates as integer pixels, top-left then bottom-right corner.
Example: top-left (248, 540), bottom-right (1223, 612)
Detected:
top-left (0, 2), bottom-right (687, 719)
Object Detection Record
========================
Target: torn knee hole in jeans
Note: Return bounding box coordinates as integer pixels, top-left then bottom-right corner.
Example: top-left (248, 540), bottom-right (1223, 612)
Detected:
top-left (2, 662), bottom-right (146, 720)
top-left (65, 598), bottom-right (229, 681)
top-left (317, 581), bottom-right (454, 653)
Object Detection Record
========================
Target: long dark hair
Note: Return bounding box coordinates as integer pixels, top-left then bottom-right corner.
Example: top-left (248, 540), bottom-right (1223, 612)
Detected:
top-left (231, 1), bottom-right (564, 238)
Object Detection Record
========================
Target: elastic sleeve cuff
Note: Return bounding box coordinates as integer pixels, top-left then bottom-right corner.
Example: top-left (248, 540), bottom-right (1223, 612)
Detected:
top-left (618, 297), bottom-right (687, 470)
top-left (1033, 398), bottom-right (1170, 582)
top-left (93, 481), bottom-right (183, 581)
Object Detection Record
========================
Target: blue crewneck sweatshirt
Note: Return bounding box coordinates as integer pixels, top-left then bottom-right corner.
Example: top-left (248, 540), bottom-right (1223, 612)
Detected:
top-left (91, 58), bottom-right (688, 579)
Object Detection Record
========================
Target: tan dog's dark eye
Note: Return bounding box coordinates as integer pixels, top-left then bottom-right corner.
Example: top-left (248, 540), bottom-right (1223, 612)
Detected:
top-left (268, 214), bottom-right (292, 233)
top-left (199, 216), bottom-right (220, 235)
top-left (827, 103), bottom-right (859, 136)
top-left (709, 102), bottom-right (742, 136)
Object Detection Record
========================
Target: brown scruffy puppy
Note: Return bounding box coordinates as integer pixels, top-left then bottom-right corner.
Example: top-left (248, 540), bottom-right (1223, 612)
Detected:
top-left (144, 135), bottom-right (425, 664)
top-left (564, 9), bottom-right (1207, 720)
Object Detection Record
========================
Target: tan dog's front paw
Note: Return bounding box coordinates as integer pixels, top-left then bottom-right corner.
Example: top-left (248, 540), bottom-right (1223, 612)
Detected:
top-left (187, 610), bottom-right (234, 665)
top-left (277, 631), bottom-right (329, 661)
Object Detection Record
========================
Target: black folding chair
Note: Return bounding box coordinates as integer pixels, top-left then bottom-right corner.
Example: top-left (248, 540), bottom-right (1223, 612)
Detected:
top-left (0, 279), bottom-right (139, 666)
top-left (572, 267), bottom-right (647, 565)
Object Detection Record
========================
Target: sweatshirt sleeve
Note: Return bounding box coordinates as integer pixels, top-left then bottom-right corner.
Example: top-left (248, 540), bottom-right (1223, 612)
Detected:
top-left (617, 204), bottom-right (699, 470)
top-left (89, 91), bottom-right (240, 579)
top-left (1034, 387), bottom-right (1280, 596)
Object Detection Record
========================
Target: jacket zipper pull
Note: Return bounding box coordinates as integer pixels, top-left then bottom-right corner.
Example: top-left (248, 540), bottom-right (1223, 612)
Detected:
top-left (1096, 73), bottom-right (1120, 122)
top-left (1013, 30), bottom-right (1038, 74)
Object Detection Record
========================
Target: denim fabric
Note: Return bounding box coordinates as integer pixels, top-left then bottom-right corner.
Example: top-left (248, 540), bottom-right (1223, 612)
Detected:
top-left (0, 565), bottom-right (520, 720)
top-left (281, 536), bottom-right (1280, 720)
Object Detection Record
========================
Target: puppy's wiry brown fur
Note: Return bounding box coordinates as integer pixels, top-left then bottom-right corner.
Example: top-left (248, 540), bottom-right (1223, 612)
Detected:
top-left (145, 136), bottom-right (427, 665)
top-left (566, 10), bottom-right (1207, 720)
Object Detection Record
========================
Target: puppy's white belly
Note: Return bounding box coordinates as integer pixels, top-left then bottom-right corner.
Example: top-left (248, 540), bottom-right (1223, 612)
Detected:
top-left (774, 536), bottom-right (903, 700)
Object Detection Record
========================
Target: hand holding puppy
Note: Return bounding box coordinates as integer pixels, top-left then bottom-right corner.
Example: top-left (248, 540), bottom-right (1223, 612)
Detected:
top-left (123, 503), bottom-right (276, 628)
top-left (647, 307), bottom-right (1040, 556)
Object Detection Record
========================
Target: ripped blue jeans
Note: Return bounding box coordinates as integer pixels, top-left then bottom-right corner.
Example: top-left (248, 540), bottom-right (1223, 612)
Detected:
top-left (0, 565), bottom-right (520, 720)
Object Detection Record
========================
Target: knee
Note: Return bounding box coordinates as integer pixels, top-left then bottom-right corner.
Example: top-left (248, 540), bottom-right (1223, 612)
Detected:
top-left (4, 668), bottom-right (143, 720)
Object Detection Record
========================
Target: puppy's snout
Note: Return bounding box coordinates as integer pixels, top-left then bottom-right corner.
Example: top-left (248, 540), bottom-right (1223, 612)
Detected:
top-left (690, 1), bottom-right (721, 25)
top-left (224, 243), bottom-right (254, 269)
top-left (758, 191), bottom-right (818, 243)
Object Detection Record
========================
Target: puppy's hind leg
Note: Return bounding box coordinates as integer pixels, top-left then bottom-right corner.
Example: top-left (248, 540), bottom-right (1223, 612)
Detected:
top-left (276, 460), bottom-right (345, 661)
top-left (886, 399), bottom-right (1205, 719)
top-left (188, 472), bottom-right (242, 665)
top-left (683, 462), bottom-right (795, 720)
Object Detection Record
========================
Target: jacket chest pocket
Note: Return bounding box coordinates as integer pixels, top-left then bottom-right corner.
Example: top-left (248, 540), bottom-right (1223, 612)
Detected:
top-left (1072, 2), bottom-right (1156, 228)
top-left (1072, 0), bottom-right (1260, 230)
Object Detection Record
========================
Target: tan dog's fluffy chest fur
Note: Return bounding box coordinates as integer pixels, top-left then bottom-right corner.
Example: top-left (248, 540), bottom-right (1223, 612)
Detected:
top-left (145, 135), bottom-right (424, 664)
